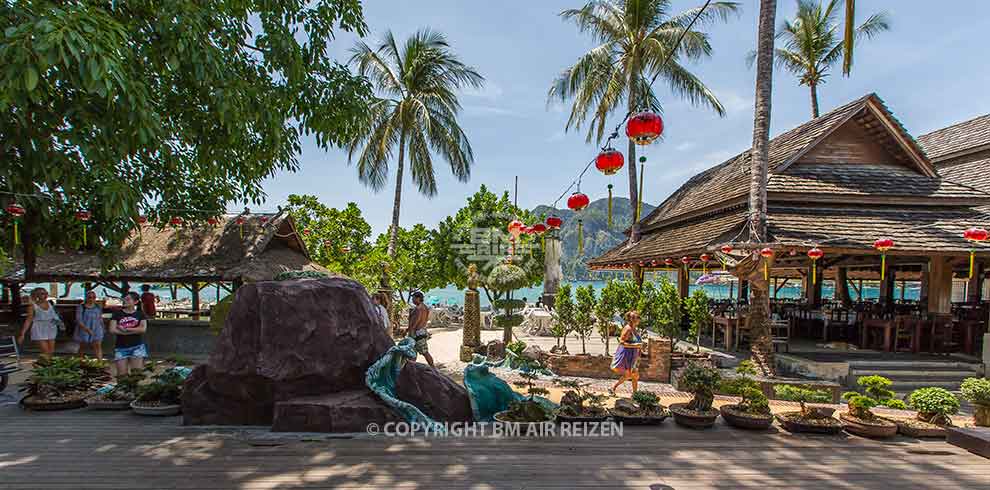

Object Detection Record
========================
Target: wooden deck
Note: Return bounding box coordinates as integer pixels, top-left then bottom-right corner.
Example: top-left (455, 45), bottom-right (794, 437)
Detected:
top-left (1, 404), bottom-right (988, 490)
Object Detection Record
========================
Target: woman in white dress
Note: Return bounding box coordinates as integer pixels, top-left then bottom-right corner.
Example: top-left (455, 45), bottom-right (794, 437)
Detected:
top-left (18, 288), bottom-right (62, 358)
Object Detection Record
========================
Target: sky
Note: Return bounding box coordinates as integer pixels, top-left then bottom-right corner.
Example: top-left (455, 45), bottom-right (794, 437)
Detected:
top-left (251, 0), bottom-right (990, 236)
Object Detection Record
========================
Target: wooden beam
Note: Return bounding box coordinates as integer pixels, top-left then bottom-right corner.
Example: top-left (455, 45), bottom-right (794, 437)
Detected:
top-left (677, 265), bottom-right (689, 299)
top-left (927, 256), bottom-right (953, 314)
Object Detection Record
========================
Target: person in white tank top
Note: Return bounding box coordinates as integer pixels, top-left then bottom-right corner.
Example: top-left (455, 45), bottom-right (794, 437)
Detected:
top-left (18, 288), bottom-right (62, 358)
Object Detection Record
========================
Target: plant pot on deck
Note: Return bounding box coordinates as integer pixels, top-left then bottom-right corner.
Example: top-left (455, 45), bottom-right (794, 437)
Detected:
top-left (669, 403), bottom-right (718, 429)
top-left (20, 394), bottom-right (88, 411)
top-left (776, 411), bottom-right (843, 434)
top-left (85, 395), bottom-right (134, 410)
top-left (839, 413), bottom-right (898, 439)
top-left (720, 404), bottom-right (774, 430)
top-left (130, 400), bottom-right (181, 416)
top-left (975, 403), bottom-right (990, 427)
top-left (881, 417), bottom-right (948, 438)
top-left (609, 408), bottom-right (670, 426)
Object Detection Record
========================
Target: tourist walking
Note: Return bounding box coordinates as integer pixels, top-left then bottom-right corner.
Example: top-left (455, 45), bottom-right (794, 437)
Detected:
top-left (139, 284), bottom-right (157, 318)
top-left (17, 288), bottom-right (62, 359)
top-left (75, 291), bottom-right (105, 359)
top-left (407, 291), bottom-right (435, 367)
top-left (372, 292), bottom-right (391, 335)
top-left (610, 310), bottom-right (644, 395)
top-left (110, 292), bottom-right (149, 377)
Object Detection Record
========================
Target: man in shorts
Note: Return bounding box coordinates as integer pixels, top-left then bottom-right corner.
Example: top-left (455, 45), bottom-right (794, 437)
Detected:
top-left (407, 291), bottom-right (434, 367)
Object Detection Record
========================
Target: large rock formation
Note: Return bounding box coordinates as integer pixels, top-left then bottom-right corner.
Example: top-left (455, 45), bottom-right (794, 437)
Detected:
top-left (183, 278), bottom-right (394, 427)
top-left (272, 389), bottom-right (403, 433)
top-left (395, 362), bottom-right (474, 423)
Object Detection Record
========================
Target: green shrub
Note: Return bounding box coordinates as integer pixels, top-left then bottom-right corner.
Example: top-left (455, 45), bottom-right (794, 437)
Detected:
top-left (678, 362), bottom-right (721, 412)
top-left (739, 386), bottom-right (770, 415)
top-left (632, 390), bottom-right (661, 411)
top-left (506, 340), bottom-right (527, 357)
top-left (908, 387), bottom-right (960, 425)
top-left (136, 369), bottom-right (185, 405)
top-left (774, 385), bottom-right (832, 418)
top-left (842, 375), bottom-right (902, 419)
top-left (961, 378), bottom-right (990, 405)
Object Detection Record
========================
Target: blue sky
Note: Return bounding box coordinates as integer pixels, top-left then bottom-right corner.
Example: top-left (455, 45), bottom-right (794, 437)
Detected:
top-left (253, 0), bottom-right (990, 236)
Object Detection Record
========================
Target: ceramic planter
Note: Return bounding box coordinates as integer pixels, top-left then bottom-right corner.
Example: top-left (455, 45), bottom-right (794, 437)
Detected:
top-left (85, 396), bottom-right (133, 410)
top-left (21, 395), bottom-right (87, 411)
top-left (130, 400), bottom-right (181, 416)
top-left (720, 404), bottom-right (774, 430)
top-left (840, 413), bottom-right (898, 439)
top-left (669, 403), bottom-right (718, 429)
top-left (776, 411), bottom-right (843, 434)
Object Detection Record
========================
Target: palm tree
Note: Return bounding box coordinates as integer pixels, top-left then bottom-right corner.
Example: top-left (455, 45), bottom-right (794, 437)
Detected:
top-left (348, 29), bottom-right (483, 260)
top-left (841, 0), bottom-right (855, 76)
top-left (774, 0), bottom-right (888, 117)
top-left (747, 0), bottom-right (777, 376)
top-left (549, 0), bottom-right (739, 243)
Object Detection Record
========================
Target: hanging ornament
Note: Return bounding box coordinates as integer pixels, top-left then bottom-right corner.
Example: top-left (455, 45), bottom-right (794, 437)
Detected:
top-left (625, 111), bottom-right (664, 145)
top-left (760, 247), bottom-right (774, 281)
top-left (963, 227), bottom-right (988, 278)
top-left (664, 258), bottom-right (674, 270)
top-left (5, 202), bottom-right (25, 246)
top-left (170, 217), bottom-right (183, 227)
top-left (596, 149), bottom-right (623, 227)
top-left (76, 210), bottom-right (91, 246)
top-left (807, 247), bottom-right (824, 285)
top-left (873, 238), bottom-right (894, 281)
top-left (507, 219), bottom-right (524, 256)
top-left (531, 222), bottom-right (547, 251)
top-left (720, 244), bottom-right (733, 270)
top-left (606, 184), bottom-right (614, 228)
top-left (207, 217), bottom-right (219, 226)
top-left (699, 253), bottom-right (711, 274)
top-left (545, 215), bottom-right (562, 230)
top-left (235, 216), bottom-right (246, 238)
top-left (568, 192), bottom-right (590, 255)
top-left (323, 239), bottom-right (332, 249)
top-left (681, 256), bottom-right (691, 275)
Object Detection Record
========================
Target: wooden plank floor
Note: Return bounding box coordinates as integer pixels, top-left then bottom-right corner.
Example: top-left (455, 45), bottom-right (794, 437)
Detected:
top-left (1, 404), bottom-right (987, 490)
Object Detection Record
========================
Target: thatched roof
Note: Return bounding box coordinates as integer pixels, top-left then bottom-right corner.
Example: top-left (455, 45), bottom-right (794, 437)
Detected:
top-left (590, 93), bottom-right (990, 270)
top-left (3, 212), bottom-right (328, 283)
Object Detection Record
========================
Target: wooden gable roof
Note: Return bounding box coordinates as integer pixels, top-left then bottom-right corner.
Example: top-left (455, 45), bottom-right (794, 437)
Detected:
top-left (917, 114), bottom-right (990, 161)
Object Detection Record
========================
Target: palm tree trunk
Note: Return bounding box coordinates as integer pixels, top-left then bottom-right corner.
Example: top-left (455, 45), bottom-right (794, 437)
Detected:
top-left (748, 0), bottom-right (777, 377)
top-left (627, 82), bottom-right (640, 243)
top-left (387, 130), bottom-right (407, 259)
top-left (810, 82), bottom-right (820, 118)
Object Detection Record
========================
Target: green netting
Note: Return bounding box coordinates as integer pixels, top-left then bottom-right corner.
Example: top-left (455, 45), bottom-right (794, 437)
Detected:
top-left (365, 337), bottom-right (444, 432)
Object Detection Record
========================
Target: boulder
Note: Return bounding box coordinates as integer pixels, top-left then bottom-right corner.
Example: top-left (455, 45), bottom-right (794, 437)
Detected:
top-left (485, 340), bottom-right (506, 360)
top-left (395, 362), bottom-right (474, 423)
top-left (521, 344), bottom-right (547, 363)
top-left (272, 389), bottom-right (403, 433)
top-left (550, 344), bottom-right (569, 355)
top-left (183, 278), bottom-right (394, 426)
top-left (614, 398), bottom-right (640, 414)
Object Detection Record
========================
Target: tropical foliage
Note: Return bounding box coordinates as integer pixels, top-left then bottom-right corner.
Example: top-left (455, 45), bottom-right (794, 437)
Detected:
top-left (573, 284), bottom-right (597, 354)
top-left (908, 387), bottom-right (959, 425)
top-left (347, 29), bottom-right (483, 261)
top-left (551, 284), bottom-right (576, 350)
top-left (0, 1), bottom-right (372, 273)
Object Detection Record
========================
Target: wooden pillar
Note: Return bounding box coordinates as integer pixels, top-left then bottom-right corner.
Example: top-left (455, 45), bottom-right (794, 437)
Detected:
top-left (858, 279), bottom-right (864, 301)
top-left (927, 256), bottom-right (953, 314)
top-left (967, 262), bottom-right (983, 303)
top-left (919, 265), bottom-right (929, 306)
top-left (677, 264), bottom-right (689, 299)
top-left (739, 280), bottom-right (750, 303)
top-left (805, 264), bottom-right (822, 307)
top-left (633, 264), bottom-right (644, 288)
top-left (190, 283), bottom-right (202, 319)
top-left (835, 267), bottom-right (852, 308)
top-left (878, 261), bottom-right (895, 305)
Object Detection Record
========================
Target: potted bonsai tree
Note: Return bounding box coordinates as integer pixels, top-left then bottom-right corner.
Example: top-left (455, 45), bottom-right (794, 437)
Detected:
top-left (554, 379), bottom-right (608, 423)
top-left (774, 385), bottom-right (843, 434)
top-left (131, 368), bottom-right (184, 416)
top-left (839, 375), bottom-right (903, 438)
top-left (891, 387), bottom-right (961, 438)
top-left (86, 371), bottom-right (145, 410)
top-left (20, 357), bottom-right (109, 411)
top-left (669, 362), bottom-right (721, 429)
top-left (609, 390), bottom-right (670, 425)
top-left (961, 377), bottom-right (990, 427)
top-left (718, 361), bottom-right (773, 430)
top-left (493, 357), bottom-right (554, 430)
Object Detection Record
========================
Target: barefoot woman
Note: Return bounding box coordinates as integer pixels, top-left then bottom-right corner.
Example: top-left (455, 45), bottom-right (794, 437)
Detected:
top-left (610, 310), bottom-right (643, 395)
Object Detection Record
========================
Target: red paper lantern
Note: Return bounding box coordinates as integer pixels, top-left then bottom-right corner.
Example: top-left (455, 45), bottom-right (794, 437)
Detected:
top-left (303, 228), bottom-right (312, 236)
top-left (681, 256), bottom-right (691, 264)
top-left (207, 217), bottom-right (219, 226)
top-left (873, 238), bottom-right (894, 252)
top-left (235, 216), bottom-right (246, 226)
top-left (964, 227), bottom-right (989, 242)
top-left (807, 247), bottom-right (824, 260)
top-left (625, 111), bottom-right (664, 145)
top-left (507, 219), bottom-right (524, 238)
top-left (5, 202), bottom-right (25, 217)
top-left (76, 210), bottom-right (91, 222)
top-left (720, 244), bottom-right (733, 255)
top-left (760, 247), bottom-right (774, 258)
top-left (170, 217), bottom-right (183, 226)
top-left (531, 223), bottom-right (547, 235)
top-left (136, 215), bottom-right (148, 225)
top-left (664, 258), bottom-right (674, 266)
top-left (699, 253), bottom-right (711, 263)
top-left (566, 192), bottom-right (590, 212)
top-left (595, 149), bottom-right (624, 176)
top-left (545, 215), bottom-right (562, 230)
top-left (259, 216), bottom-right (269, 224)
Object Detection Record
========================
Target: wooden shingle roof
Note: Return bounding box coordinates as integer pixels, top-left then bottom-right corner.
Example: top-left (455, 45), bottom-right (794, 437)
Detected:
top-left (917, 114), bottom-right (990, 161)
top-left (769, 164), bottom-right (990, 201)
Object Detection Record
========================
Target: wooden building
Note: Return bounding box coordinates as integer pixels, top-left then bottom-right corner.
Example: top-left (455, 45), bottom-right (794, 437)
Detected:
top-left (588, 93), bottom-right (990, 320)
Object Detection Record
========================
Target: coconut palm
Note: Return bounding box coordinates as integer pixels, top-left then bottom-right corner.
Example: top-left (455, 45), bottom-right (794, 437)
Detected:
top-left (841, 0), bottom-right (855, 75)
top-left (774, 0), bottom-right (888, 117)
top-left (549, 0), bottom-right (739, 242)
top-left (347, 29), bottom-right (483, 259)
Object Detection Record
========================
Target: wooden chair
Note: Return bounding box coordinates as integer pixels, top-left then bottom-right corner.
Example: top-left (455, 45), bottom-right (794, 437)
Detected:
top-left (0, 336), bottom-right (21, 393)
top-left (771, 318), bottom-right (791, 353)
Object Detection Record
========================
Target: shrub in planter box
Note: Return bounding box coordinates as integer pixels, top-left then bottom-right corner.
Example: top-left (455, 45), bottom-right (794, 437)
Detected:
top-left (961, 377), bottom-right (990, 427)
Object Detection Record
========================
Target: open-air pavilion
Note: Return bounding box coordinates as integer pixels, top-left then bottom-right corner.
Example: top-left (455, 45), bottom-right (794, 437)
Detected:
top-left (589, 94), bottom-right (990, 361)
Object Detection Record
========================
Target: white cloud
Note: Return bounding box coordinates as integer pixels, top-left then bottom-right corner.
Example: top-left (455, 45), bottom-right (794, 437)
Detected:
top-left (463, 105), bottom-right (520, 117)
top-left (717, 90), bottom-right (753, 115)
top-left (460, 82), bottom-right (504, 101)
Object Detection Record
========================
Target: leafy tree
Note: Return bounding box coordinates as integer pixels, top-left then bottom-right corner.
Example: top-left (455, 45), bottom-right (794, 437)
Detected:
top-left (551, 283), bottom-right (575, 351)
top-left (371, 224), bottom-right (445, 302)
top-left (641, 276), bottom-right (681, 342)
top-left (573, 284), bottom-right (597, 354)
top-left (550, 0), bottom-right (739, 241)
top-left (683, 289), bottom-right (711, 352)
top-left (0, 1), bottom-right (372, 274)
top-left (346, 29), bottom-right (483, 272)
top-left (434, 185), bottom-right (544, 302)
top-left (770, 0), bottom-right (889, 117)
top-left (285, 195), bottom-right (373, 281)
top-left (595, 280), bottom-right (621, 352)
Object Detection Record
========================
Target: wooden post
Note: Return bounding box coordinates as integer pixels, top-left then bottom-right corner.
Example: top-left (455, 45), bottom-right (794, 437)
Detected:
top-left (967, 262), bottom-right (983, 303)
top-left (878, 262), bottom-right (895, 305)
top-left (805, 264), bottom-right (822, 307)
top-left (633, 264), bottom-right (644, 288)
top-left (190, 283), bottom-right (202, 319)
top-left (858, 279), bottom-right (864, 301)
top-left (927, 256), bottom-right (953, 314)
top-left (677, 264), bottom-right (689, 299)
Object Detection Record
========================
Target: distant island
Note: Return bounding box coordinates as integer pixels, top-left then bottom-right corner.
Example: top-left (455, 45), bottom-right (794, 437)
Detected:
top-left (533, 197), bottom-right (656, 280)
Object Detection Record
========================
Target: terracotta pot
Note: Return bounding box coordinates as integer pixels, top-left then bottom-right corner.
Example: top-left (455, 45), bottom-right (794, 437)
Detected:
top-left (21, 395), bottom-right (87, 412)
top-left (130, 400), bottom-right (181, 416)
top-left (669, 403), bottom-right (718, 429)
top-left (974, 403), bottom-right (990, 427)
top-left (776, 411), bottom-right (843, 434)
top-left (840, 413), bottom-right (898, 439)
top-left (720, 405), bottom-right (773, 430)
